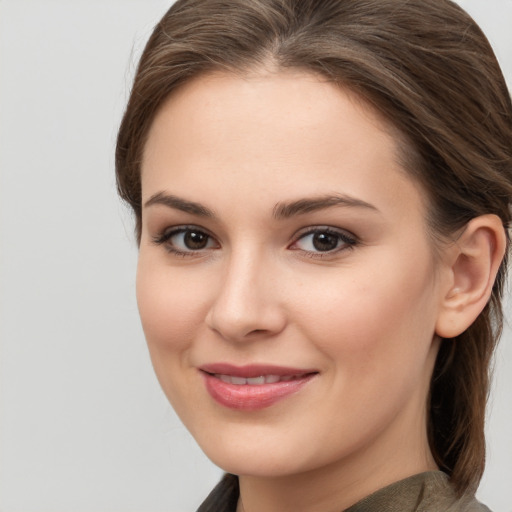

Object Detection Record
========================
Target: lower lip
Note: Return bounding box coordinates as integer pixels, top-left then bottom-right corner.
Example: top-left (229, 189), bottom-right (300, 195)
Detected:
top-left (202, 372), bottom-right (316, 411)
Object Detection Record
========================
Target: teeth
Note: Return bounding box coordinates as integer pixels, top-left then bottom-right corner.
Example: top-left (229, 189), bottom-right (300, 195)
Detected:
top-left (215, 374), bottom-right (303, 385)
top-left (247, 376), bottom-right (265, 385)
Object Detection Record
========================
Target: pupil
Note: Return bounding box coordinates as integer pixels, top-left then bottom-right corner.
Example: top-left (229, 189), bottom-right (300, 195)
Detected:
top-left (312, 232), bottom-right (338, 251)
top-left (184, 230), bottom-right (208, 249)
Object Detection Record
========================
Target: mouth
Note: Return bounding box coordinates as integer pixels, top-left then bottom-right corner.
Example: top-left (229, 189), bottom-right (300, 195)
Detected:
top-left (199, 364), bottom-right (318, 410)
top-left (212, 373), bottom-right (312, 385)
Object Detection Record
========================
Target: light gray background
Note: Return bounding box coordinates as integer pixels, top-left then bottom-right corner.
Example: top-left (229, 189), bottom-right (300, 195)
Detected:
top-left (0, 1), bottom-right (510, 511)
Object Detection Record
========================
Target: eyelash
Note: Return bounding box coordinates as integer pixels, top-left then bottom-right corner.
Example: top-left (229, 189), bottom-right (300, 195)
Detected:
top-left (152, 225), bottom-right (358, 258)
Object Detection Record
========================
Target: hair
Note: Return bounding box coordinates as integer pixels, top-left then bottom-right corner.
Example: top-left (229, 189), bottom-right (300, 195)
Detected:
top-left (116, 0), bottom-right (512, 497)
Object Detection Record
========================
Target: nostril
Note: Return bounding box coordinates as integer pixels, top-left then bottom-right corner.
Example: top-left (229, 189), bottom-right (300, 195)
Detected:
top-left (243, 328), bottom-right (279, 339)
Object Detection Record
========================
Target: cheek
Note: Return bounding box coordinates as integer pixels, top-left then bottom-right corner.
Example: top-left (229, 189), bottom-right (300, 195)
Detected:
top-left (136, 259), bottom-right (206, 353)
top-left (292, 251), bottom-right (439, 372)
top-left (135, 258), bottom-right (213, 412)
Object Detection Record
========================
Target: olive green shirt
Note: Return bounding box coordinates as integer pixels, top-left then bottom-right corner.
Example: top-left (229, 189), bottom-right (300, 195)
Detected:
top-left (197, 471), bottom-right (491, 511)
top-left (345, 472), bottom-right (490, 512)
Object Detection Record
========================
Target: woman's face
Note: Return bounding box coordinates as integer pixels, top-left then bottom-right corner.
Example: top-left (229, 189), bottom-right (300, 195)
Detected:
top-left (137, 71), bottom-right (445, 480)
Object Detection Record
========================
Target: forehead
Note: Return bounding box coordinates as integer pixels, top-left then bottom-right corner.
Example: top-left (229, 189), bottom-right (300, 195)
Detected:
top-left (144, 69), bottom-right (396, 161)
top-left (141, 70), bottom-right (427, 223)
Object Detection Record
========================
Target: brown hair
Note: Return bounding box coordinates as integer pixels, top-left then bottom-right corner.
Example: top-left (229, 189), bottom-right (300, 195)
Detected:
top-left (116, 0), bottom-right (512, 496)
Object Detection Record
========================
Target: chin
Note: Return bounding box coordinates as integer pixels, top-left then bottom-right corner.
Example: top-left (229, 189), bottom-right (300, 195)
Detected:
top-left (207, 451), bottom-right (306, 478)
top-left (193, 426), bottom-right (339, 479)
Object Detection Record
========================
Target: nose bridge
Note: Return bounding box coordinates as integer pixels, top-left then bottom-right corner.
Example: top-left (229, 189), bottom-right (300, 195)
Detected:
top-left (206, 244), bottom-right (285, 341)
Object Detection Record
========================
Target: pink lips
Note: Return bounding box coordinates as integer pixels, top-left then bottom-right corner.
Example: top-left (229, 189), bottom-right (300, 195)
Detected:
top-left (200, 363), bottom-right (317, 410)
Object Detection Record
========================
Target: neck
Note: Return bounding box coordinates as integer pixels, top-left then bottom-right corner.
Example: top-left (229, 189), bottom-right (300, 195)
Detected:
top-left (237, 410), bottom-right (437, 512)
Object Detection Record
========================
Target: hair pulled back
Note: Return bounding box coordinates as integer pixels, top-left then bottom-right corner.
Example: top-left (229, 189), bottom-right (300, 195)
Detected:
top-left (116, 0), bottom-right (512, 495)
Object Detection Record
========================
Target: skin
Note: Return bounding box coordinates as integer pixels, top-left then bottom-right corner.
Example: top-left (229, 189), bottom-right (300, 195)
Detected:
top-left (137, 70), bottom-right (450, 512)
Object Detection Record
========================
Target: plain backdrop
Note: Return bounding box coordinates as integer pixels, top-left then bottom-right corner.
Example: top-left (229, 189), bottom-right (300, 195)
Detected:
top-left (0, 1), bottom-right (510, 511)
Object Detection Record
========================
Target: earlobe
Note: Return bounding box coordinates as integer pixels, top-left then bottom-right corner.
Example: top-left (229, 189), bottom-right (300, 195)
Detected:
top-left (435, 214), bottom-right (507, 339)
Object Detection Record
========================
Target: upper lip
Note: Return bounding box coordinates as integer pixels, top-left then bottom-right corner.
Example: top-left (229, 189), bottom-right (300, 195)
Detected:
top-left (199, 363), bottom-right (318, 378)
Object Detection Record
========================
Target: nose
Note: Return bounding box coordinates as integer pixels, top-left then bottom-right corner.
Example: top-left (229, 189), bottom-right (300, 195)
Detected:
top-left (205, 249), bottom-right (287, 342)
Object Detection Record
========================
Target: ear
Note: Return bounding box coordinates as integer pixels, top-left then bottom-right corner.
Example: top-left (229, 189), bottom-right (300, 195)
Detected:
top-left (435, 214), bottom-right (507, 339)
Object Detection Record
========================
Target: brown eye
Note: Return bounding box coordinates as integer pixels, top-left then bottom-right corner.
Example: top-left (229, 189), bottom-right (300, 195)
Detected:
top-left (291, 228), bottom-right (357, 254)
top-left (153, 226), bottom-right (219, 254)
top-left (183, 230), bottom-right (210, 250)
top-left (311, 232), bottom-right (340, 252)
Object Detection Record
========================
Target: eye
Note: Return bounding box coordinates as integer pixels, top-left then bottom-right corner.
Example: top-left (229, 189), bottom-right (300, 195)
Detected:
top-left (290, 227), bottom-right (357, 254)
top-left (153, 226), bottom-right (219, 255)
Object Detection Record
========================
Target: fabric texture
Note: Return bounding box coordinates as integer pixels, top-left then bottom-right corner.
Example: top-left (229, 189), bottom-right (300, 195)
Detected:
top-left (196, 471), bottom-right (491, 512)
top-left (345, 472), bottom-right (490, 512)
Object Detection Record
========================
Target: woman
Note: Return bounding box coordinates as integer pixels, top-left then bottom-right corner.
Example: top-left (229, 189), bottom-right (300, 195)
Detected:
top-left (116, 0), bottom-right (512, 510)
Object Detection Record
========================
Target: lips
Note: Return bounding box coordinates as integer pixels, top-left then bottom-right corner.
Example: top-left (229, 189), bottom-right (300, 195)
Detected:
top-left (200, 364), bottom-right (318, 410)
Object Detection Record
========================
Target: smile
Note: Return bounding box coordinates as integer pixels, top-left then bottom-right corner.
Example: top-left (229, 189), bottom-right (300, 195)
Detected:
top-left (214, 374), bottom-right (307, 385)
top-left (200, 364), bottom-right (318, 410)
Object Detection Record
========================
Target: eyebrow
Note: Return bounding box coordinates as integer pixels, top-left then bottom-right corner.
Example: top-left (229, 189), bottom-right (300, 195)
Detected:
top-left (144, 192), bottom-right (215, 217)
top-left (273, 194), bottom-right (379, 219)
top-left (143, 191), bottom-right (379, 220)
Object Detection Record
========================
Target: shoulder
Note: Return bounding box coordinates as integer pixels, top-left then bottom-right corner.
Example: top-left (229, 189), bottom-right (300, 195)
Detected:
top-left (447, 496), bottom-right (491, 512)
top-left (197, 472), bottom-right (492, 512)
top-left (346, 472), bottom-right (492, 512)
